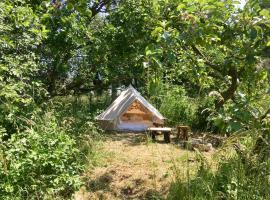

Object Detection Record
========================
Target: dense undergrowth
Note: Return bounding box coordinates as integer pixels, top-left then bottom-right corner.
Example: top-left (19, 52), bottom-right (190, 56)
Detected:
top-left (0, 96), bottom-right (106, 199)
top-left (0, 113), bottom-right (82, 199)
top-left (169, 154), bottom-right (270, 200)
top-left (155, 85), bottom-right (270, 199)
top-left (168, 127), bottom-right (270, 200)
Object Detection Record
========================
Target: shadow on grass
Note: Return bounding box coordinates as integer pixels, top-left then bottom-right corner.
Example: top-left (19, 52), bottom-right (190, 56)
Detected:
top-left (104, 131), bottom-right (181, 147)
top-left (104, 131), bottom-right (148, 146)
top-left (85, 169), bottom-right (165, 199)
top-left (86, 170), bottom-right (115, 192)
top-left (143, 189), bottom-right (165, 200)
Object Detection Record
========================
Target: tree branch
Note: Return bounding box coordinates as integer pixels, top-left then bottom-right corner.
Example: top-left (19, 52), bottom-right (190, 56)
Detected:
top-left (260, 108), bottom-right (270, 122)
top-left (91, 0), bottom-right (112, 18)
top-left (191, 45), bottom-right (223, 74)
top-left (190, 45), bottom-right (239, 109)
top-left (215, 67), bottom-right (238, 109)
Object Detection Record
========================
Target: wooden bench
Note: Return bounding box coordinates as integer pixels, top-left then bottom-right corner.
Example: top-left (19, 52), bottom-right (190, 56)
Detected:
top-left (147, 127), bottom-right (172, 143)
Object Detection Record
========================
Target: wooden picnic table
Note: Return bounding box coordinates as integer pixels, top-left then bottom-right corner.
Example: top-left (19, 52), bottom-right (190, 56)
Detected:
top-left (147, 127), bottom-right (172, 143)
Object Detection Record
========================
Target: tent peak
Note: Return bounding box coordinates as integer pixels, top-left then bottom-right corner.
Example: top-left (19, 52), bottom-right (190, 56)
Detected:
top-left (127, 84), bottom-right (136, 90)
top-left (127, 84), bottom-right (140, 94)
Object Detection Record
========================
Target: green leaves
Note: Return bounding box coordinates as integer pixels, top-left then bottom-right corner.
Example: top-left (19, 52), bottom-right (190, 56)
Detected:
top-left (160, 86), bottom-right (197, 125)
top-left (260, 9), bottom-right (270, 18)
top-left (151, 26), bottom-right (164, 38)
top-left (0, 0), bottom-right (47, 133)
top-left (176, 3), bottom-right (186, 11)
top-left (0, 113), bottom-right (82, 199)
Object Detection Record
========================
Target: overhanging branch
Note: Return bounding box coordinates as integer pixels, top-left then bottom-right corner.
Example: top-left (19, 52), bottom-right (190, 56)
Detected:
top-left (191, 45), bottom-right (223, 74)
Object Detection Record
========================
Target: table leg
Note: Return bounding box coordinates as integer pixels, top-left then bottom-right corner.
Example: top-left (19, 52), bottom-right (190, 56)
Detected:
top-left (176, 127), bottom-right (180, 140)
top-left (183, 129), bottom-right (188, 141)
top-left (151, 131), bottom-right (156, 141)
top-left (164, 131), bottom-right (170, 143)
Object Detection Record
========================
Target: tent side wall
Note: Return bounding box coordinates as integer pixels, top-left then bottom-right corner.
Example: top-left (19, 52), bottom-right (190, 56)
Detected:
top-left (97, 120), bottom-right (116, 130)
top-left (116, 120), bottom-right (154, 132)
top-left (97, 118), bottom-right (163, 132)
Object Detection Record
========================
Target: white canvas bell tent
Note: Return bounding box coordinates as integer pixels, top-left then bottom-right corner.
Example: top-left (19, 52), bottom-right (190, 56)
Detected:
top-left (96, 85), bottom-right (165, 131)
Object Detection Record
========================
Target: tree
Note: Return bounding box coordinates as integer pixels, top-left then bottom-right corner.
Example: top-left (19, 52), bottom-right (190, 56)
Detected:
top-left (144, 0), bottom-right (269, 109)
top-left (33, 0), bottom-right (116, 96)
top-left (0, 0), bottom-right (47, 134)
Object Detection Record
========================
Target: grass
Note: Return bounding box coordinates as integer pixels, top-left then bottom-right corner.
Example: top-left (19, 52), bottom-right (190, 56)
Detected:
top-left (167, 130), bottom-right (270, 200)
top-left (74, 129), bottom-right (270, 200)
top-left (74, 132), bottom-right (215, 200)
top-left (51, 94), bottom-right (270, 200)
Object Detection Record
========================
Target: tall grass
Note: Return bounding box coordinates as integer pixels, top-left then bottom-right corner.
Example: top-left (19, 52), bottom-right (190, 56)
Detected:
top-left (168, 131), bottom-right (270, 200)
top-left (49, 94), bottom-right (109, 168)
top-left (159, 87), bottom-right (197, 126)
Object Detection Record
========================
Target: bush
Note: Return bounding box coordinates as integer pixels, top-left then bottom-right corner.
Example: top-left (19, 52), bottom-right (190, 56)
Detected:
top-left (0, 112), bottom-right (82, 199)
top-left (160, 87), bottom-right (197, 126)
top-left (209, 92), bottom-right (262, 134)
top-left (50, 95), bottom-right (105, 137)
top-left (48, 96), bottom-right (106, 168)
top-left (192, 96), bottom-right (216, 131)
top-left (168, 136), bottom-right (270, 200)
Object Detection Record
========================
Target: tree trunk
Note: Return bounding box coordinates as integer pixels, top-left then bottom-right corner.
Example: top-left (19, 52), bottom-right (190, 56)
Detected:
top-left (47, 69), bottom-right (57, 96)
top-left (215, 67), bottom-right (238, 110)
top-left (111, 82), bottom-right (117, 102)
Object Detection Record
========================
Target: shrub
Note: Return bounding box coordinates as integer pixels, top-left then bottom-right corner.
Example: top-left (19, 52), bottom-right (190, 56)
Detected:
top-left (209, 92), bottom-right (262, 134)
top-left (160, 87), bottom-right (197, 126)
top-left (0, 113), bottom-right (82, 199)
top-left (168, 136), bottom-right (270, 200)
top-left (192, 96), bottom-right (216, 131)
top-left (50, 95), bottom-right (105, 137)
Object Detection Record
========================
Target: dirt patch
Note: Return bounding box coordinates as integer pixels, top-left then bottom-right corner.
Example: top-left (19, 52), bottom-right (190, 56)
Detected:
top-left (74, 132), bottom-right (214, 200)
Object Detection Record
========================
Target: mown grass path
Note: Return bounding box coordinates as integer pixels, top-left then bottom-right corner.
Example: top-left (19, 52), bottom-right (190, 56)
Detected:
top-left (75, 132), bottom-right (213, 200)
